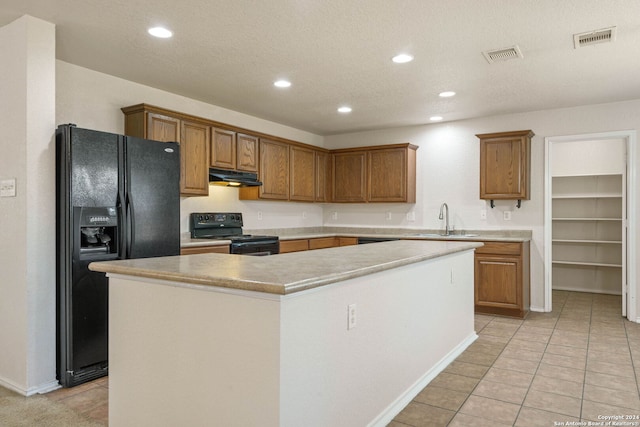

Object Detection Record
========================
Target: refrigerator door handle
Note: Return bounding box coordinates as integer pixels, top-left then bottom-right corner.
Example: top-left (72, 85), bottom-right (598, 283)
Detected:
top-left (125, 194), bottom-right (135, 258)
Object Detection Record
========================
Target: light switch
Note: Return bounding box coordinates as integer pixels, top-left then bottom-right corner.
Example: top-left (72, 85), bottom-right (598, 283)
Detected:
top-left (0, 178), bottom-right (16, 197)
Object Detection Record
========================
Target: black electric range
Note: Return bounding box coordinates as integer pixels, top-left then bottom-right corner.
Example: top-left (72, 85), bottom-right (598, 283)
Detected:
top-left (189, 212), bottom-right (279, 255)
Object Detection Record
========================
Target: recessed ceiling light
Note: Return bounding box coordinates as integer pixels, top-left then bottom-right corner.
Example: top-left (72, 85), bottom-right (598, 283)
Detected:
top-left (337, 106), bottom-right (352, 114)
top-left (274, 80), bottom-right (292, 88)
top-left (148, 27), bottom-right (173, 38)
top-left (430, 116), bottom-right (443, 121)
top-left (392, 54), bottom-right (414, 64)
top-left (439, 91), bottom-right (456, 98)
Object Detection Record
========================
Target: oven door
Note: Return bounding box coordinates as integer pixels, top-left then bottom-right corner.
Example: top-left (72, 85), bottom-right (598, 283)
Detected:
top-left (230, 239), bottom-right (279, 255)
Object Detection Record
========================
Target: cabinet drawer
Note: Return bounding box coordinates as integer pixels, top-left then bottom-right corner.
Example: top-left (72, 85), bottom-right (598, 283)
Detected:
top-left (475, 241), bottom-right (522, 256)
top-left (181, 245), bottom-right (229, 255)
top-left (337, 237), bottom-right (358, 246)
top-left (280, 239), bottom-right (310, 253)
top-left (309, 237), bottom-right (338, 250)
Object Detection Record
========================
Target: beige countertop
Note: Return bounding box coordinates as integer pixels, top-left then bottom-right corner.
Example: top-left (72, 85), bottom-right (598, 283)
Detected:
top-left (91, 240), bottom-right (482, 295)
top-left (181, 227), bottom-right (531, 248)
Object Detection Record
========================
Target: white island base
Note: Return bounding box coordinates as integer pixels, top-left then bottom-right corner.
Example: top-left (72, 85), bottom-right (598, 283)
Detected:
top-left (101, 242), bottom-right (478, 426)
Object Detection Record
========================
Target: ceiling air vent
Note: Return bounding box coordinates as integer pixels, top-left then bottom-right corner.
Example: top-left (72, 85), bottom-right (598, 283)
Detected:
top-left (482, 45), bottom-right (524, 64)
top-left (573, 27), bottom-right (616, 48)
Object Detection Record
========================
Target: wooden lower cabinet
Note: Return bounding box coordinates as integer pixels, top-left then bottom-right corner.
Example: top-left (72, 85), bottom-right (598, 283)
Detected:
top-left (279, 239), bottom-right (310, 253)
top-left (181, 245), bottom-right (230, 255)
top-left (337, 237), bottom-right (358, 246)
top-left (474, 241), bottom-right (530, 318)
top-left (279, 236), bottom-right (358, 253)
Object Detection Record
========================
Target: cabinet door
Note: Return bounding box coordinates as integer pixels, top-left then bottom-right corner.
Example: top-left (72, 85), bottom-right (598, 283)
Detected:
top-left (315, 151), bottom-right (331, 202)
top-left (181, 245), bottom-right (229, 255)
top-left (332, 151), bottom-right (367, 202)
top-left (147, 113), bottom-right (180, 143)
top-left (279, 239), bottom-right (309, 253)
top-left (308, 237), bottom-right (338, 250)
top-left (180, 121), bottom-right (210, 196)
top-left (290, 146), bottom-right (316, 201)
top-left (478, 130), bottom-right (532, 200)
top-left (236, 134), bottom-right (258, 172)
top-left (338, 237), bottom-right (358, 246)
top-left (368, 148), bottom-right (407, 202)
top-left (259, 139), bottom-right (289, 200)
top-left (210, 128), bottom-right (236, 170)
top-left (474, 254), bottom-right (521, 312)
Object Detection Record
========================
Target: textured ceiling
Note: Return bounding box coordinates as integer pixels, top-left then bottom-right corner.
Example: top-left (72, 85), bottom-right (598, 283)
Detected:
top-left (2, 0), bottom-right (640, 135)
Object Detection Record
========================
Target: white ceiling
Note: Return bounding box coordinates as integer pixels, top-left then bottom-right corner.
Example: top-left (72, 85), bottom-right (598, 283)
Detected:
top-left (2, 0), bottom-right (640, 135)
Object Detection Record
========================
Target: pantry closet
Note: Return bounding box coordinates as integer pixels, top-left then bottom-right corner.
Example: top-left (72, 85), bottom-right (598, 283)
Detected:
top-left (545, 131), bottom-right (636, 318)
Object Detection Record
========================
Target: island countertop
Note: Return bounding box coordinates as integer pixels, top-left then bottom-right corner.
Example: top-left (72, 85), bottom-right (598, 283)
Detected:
top-left (90, 239), bottom-right (482, 295)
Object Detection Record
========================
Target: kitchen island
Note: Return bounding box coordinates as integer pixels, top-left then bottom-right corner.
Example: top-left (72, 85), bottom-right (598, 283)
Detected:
top-left (90, 240), bottom-right (481, 427)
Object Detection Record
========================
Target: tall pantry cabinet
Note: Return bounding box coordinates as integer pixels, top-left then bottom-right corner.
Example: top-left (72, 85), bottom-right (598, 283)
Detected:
top-left (549, 138), bottom-right (626, 302)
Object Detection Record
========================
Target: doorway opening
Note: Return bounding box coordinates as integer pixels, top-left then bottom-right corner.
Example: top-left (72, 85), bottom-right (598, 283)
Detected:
top-left (544, 131), bottom-right (637, 321)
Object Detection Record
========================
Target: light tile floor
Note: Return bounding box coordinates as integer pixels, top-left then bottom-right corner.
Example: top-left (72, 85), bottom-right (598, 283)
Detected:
top-left (390, 290), bottom-right (640, 426)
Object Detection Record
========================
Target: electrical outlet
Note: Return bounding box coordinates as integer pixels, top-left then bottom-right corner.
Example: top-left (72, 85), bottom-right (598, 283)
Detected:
top-left (480, 210), bottom-right (487, 220)
top-left (257, 211), bottom-right (263, 220)
top-left (0, 178), bottom-right (16, 197)
top-left (331, 211), bottom-right (338, 220)
top-left (385, 211), bottom-right (392, 221)
top-left (406, 211), bottom-right (416, 221)
top-left (302, 211), bottom-right (307, 219)
top-left (347, 303), bottom-right (357, 330)
top-left (450, 268), bottom-right (454, 284)
top-left (503, 211), bottom-right (512, 221)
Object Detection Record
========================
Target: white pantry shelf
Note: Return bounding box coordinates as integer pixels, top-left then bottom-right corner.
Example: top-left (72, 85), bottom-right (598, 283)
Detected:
top-left (552, 260), bottom-right (622, 268)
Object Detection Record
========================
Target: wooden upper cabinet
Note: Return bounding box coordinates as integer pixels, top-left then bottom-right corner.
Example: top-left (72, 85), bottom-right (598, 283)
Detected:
top-left (332, 144), bottom-right (417, 203)
top-left (210, 128), bottom-right (236, 170)
top-left (122, 105), bottom-right (208, 196)
top-left (315, 151), bottom-right (331, 202)
top-left (122, 104), bottom-right (418, 203)
top-left (236, 134), bottom-right (258, 172)
top-left (210, 130), bottom-right (258, 173)
top-left (478, 130), bottom-right (533, 202)
top-left (258, 139), bottom-right (289, 200)
top-left (290, 146), bottom-right (316, 201)
top-left (332, 151), bottom-right (367, 202)
top-left (147, 113), bottom-right (181, 143)
top-left (180, 121), bottom-right (210, 196)
top-left (368, 146), bottom-right (416, 203)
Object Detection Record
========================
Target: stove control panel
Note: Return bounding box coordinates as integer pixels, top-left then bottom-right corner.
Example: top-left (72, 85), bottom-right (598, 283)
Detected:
top-left (190, 212), bottom-right (243, 230)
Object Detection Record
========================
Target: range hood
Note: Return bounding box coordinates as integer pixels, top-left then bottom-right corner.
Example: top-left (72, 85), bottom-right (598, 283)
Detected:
top-left (208, 168), bottom-right (262, 187)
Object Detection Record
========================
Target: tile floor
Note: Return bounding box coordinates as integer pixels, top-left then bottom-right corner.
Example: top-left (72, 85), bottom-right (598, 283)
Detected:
top-left (4, 290), bottom-right (638, 426)
top-left (390, 290), bottom-right (640, 426)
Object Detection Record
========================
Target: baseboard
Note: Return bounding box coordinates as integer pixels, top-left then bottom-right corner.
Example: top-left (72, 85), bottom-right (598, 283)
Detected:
top-left (29, 380), bottom-right (61, 395)
top-left (529, 305), bottom-right (546, 312)
top-left (0, 375), bottom-right (60, 397)
top-left (368, 332), bottom-right (478, 427)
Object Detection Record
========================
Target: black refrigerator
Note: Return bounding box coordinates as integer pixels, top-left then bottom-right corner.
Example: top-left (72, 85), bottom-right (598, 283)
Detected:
top-left (56, 124), bottom-right (180, 387)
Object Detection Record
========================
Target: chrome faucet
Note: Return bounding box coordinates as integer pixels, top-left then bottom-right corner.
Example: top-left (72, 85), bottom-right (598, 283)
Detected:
top-left (439, 202), bottom-right (450, 235)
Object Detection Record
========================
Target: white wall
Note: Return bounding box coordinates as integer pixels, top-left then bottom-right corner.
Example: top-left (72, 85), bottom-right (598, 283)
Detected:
top-left (55, 61), bottom-right (325, 232)
top-left (0, 15), bottom-right (57, 395)
top-left (324, 100), bottom-right (640, 313)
